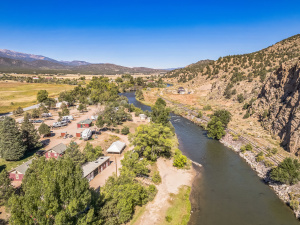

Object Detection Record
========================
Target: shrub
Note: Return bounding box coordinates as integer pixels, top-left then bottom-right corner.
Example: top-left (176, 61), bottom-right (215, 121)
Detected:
top-left (173, 149), bottom-right (187, 168)
top-left (121, 126), bottom-right (130, 135)
top-left (262, 110), bottom-right (269, 118)
top-left (243, 111), bottom-right (250, 119)
top-left (114, 129), bottom-right (120, 134)
top-left (203, 105), bottom-right (212, 111)
top-left (256, 151), bottom-right (264, 162)
top-left (197, 111), bottom-right (203, 118)
top-left (152, 171), bottom-right (162, 184)
top-left (165, 216), bottom-right (173, 222)
top-left (237, 94), bottom-right (244, 103)
top-left (264, 160), bottom-right (274, 167)
top-left (290, 200), bottom-right (299, 210)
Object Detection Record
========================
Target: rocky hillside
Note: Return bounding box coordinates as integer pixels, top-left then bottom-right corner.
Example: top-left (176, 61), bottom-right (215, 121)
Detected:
top-left (166, 34), bottom-right (300, 99)
top-left (254, 58), bottom-right (300, 155)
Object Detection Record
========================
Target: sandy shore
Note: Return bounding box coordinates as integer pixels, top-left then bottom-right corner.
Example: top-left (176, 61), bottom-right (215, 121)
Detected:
top-left (134, 158), bottom-right (196, 225)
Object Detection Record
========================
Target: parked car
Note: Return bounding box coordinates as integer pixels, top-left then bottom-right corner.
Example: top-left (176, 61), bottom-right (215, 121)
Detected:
top-left (33, 120), bottom-right (43, 123)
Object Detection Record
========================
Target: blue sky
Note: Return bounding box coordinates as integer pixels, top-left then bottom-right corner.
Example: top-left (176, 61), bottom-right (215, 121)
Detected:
top-left (0, 0), bottom-right (299, 68)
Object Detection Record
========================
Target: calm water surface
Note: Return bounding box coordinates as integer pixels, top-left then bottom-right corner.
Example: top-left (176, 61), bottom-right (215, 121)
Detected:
top-left (121, 92), bottom-right (299, 225)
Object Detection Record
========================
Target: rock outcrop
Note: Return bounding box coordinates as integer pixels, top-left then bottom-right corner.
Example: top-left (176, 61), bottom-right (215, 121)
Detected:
top-left (255, 59), bottom-right (300, 154)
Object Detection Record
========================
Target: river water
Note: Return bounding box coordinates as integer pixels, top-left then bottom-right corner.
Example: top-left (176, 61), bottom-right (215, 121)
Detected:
top-left (121, 92), bottom-right (299, 225)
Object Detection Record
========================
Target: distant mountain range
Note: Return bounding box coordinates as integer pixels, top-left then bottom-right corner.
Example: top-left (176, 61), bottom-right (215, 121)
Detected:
top-left (0, 49), bottom-right (166, 75)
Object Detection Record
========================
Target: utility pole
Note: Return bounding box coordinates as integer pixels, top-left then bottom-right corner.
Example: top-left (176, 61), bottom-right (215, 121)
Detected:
top-left (115, 155), bottom-right (117, 178)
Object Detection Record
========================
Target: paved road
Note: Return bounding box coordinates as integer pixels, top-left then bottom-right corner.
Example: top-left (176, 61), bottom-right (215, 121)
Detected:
top-left (0, 103), bottom-right (41, 117)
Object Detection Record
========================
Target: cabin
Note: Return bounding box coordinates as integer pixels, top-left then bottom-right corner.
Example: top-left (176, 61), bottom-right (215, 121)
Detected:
top-left (178, 87), bottom-right (186, 94)
top-left (82, 156), bottom-right (110, 182)
top-left (45, 143), bottom-right (67, 159)
top-left (77, 119), bottom-right (93, 128)
top-left (9, 159), bottom-right (33, 181)
top-left (106, 141), bottom-right (126, 154)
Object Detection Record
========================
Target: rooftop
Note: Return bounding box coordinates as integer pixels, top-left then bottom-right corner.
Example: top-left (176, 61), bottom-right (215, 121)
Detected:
top-left (82, 156), bottom-right (110, 177)
top-left (106, 141), bottom-right (126, 153)
top-left (78, 119), bottom-right (93, 124)
top-left (50, 143), bottom-right (67, 154)
top-left (15, 159), bottom-right (34, 174)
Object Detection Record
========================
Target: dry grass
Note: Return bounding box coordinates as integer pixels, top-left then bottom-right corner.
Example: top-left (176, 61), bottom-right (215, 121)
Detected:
top-left (0, 81), bottom-right (73, 114)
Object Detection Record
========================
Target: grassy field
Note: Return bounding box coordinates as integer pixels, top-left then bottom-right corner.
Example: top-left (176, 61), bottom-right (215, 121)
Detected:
top-left (0, 81), bottom-right (74, 114)
top-left (161, 185), bottom-right (191, 225)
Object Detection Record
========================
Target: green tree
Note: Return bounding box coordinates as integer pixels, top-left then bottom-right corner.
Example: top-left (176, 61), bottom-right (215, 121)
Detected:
top-left (8, 157), bottom-right (98, 224)
top-left (121, 126), bottom-right (130, 135)
top-left (151, 98), bottom-right (170, 126)
top-left (0, 117), bottom-right (26, 161)
top-left (151, 171), bottom-right (161, 184)
top-left (37, 90), bottom-right (48, 102)
top-left (212, 109), bottom-right (232, 127)
top-left (100, 168), bottom-right (151, 225)
top-left (207, 117), bottom-right (226, 140)
top-left (130, 123), bottom-right (173, 161)
top-left (0, 169), bottom-right (14, 206)
top-left (270, 158), bottom-right (300, 185)
top-left (31, 108), bottom-right (40, 118)
top-left (64, 141), bottom-right (86, 165)
top-left (78, 103), bottom-right (86, 112)
top-left (21, 113), bottom-right (41, 150)
top-left (83, 142), bottom-right (103, 162)
top-left (13, 106), bottom-right (24, 116)
top-left (121, 151), bottom-right (148, 176)
top-left (38, 123), bottom-right (51, 136)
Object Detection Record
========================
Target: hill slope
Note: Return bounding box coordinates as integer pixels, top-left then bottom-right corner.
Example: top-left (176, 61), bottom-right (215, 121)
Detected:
top-left (254, 58), bottom-right (300, 155)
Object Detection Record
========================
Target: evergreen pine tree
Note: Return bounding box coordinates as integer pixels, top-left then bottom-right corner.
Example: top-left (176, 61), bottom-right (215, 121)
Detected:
top-left (0, 169), bottom-right (14, 206)
top-left (0, 117), bottom-right (26, 161)
top-left (21, 113), bottom-right (41, 150)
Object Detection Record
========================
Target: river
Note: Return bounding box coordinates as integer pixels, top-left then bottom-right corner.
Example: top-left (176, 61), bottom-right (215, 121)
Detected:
top-left (120, 92), bottom-right (299, 225)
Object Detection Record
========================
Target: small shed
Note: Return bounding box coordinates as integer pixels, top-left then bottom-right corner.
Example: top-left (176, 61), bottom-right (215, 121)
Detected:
top-left (76, 132), bottom-right (82, 137)
top-left (61, 131), bottom-right (67, 137)
top-left (77, 119), bottom-right (93, 128)
top-left (45, 143), bottom-right (67, 159)
top-left (56, 101), bottom-right (69, 108)
top-left (178, 87), bottom-right (185, 94)
top-left (106, 141), bottom-right (126, 154)
top-left (82, 156), bottom-right (110, 182)
top-left (9, 159), bottom-right (33, 181)
top-left (139, 114), bottom-right (147, 121)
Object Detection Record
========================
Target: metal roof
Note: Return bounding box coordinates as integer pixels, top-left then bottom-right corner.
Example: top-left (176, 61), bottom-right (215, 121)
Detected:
top-left (106, 141), bottom-right (126, 153)
top-left (49, 143), bottom-right (67, 154)
top-left (77, 119), bottom-right (93, 124)
top-left (14, 159), bottom-right (33, 174)
top-left (82, 156), bottom-right (110, 177)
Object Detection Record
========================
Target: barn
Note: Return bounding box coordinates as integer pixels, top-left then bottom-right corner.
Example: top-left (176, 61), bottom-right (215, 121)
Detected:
top-left (45, 143), bottom-right (67, 159)
top-left (106, 141), bottom-right (126, 154)
top-left (9, 159), bottom-right (33, 181)
top-left (82, 156), bottom-right (110, 182)
top-left (77, 119), bottom-right (93, 128)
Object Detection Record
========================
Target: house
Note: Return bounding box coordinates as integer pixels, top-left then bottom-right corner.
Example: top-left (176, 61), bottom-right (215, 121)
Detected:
top-left (9, 159), bottom-right (33, 181)
top-left (77, 119), bottom-right (93, 128)
top-left (178, 87), bottom-right (186, 94)
top-left (33, 77), bottom-right (39, 80)
top-left (106, 141), bottom-right (126, 154)
top-left (82, 156), bottom-right (110, 182)
top-left (139, 114), bottom-right (147, 121)
top-left (56, 101), bottom-right (69, 108)
top-left (45, 143), bottom-right (67, 159)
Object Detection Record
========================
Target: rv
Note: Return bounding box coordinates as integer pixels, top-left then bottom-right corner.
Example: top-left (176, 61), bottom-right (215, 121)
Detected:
top-left (42, 113), bottom-right (52, 118)
top-left (81, 129), bottom-right (92, 140)
top-left (62, 115), bottom-right (74, 121)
